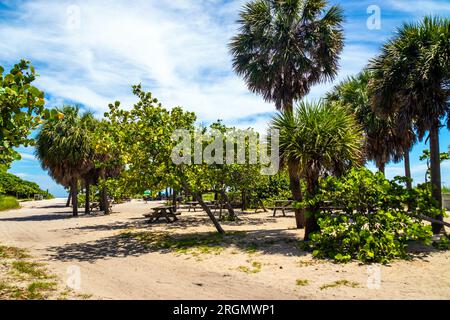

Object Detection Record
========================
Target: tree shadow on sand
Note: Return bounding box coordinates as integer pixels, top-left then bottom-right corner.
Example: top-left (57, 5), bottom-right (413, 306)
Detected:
top-left (47, 228), bottom-right (308, 263)
top-left (0, 211), bottom-right (111, 222)
top-left (58, 211), bottom-right (272, 233)
top-left (0, 213), bottom-right (77, 222)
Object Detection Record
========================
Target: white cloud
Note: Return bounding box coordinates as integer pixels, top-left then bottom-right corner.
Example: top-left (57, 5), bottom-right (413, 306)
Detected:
top-left (0, 0), bottom-right (270, 121)
top-left (19, 153), bottom-right (37, 161)
top-left (15, 173), bottom-right (29, 178)
top-left (0, 0), bottom-right (379, 124)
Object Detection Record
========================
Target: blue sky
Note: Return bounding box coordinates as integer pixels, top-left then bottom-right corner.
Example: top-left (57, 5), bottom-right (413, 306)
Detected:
top-left (0, 0), bottom-right (449, 197)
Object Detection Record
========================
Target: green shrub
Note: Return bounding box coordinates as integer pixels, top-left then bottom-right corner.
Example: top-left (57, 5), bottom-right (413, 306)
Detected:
top-left (304, 168), bottom-right (433, 263)
top-left (0, 196), bottom-right (20, 211)
top-left (433, 235), bottom-right (450, 250)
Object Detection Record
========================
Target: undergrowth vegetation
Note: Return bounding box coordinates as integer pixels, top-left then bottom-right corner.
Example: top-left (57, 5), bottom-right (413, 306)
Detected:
top-left (302, 168), bottom-right (435, 263)
top-left (0, 195), bottom-right (20, 211)
top-left (0, 243), bottom-right (86, 300)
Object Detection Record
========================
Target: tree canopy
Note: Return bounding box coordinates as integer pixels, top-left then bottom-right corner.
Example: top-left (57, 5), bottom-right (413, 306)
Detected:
top-left (0, 60), bottom-right (46, 168)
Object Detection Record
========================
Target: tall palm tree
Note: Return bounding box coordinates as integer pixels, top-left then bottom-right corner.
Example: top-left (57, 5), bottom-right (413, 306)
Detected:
top-left (35, 106), bottom-right (93, 216)
top-left (229, 0), bottom-right (344, 228)
top-left (326, 71), bottom-right (417, 183)
top-left (369, 16), bottom-right (449, 233)
top-left (78, 112), bottom-right (98, 214)
top-left (272, 101), bottom-right (364, 239)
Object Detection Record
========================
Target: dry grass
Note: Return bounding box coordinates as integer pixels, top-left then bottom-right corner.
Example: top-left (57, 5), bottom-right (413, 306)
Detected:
top-left (0, 243), bottom-right (87, 300)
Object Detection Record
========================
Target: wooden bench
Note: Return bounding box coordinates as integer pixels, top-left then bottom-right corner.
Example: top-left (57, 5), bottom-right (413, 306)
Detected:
top-left (90, 202), bottom-right (100, 213)
top-left (186, 201), bottom-right (200, 212)
top-left (269, 200), bottom-right (294, 217)
top-left (144, 206), bottom-right (180, 223)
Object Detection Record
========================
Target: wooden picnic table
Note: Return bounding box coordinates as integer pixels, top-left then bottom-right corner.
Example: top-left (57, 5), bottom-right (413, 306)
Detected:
top-left (144, 205), bottom-right (180, 223)
top-left (270, 200), bottom-right (294, 217)
top-left (186, 201), bottom-right (200, 212)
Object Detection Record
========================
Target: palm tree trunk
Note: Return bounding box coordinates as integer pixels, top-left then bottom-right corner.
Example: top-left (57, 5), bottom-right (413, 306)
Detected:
top-left (379, 163), bottom-right (386, 175)
top-left (304, 177), bottom-right (320, 240)
top-left (284, 99), bottom-right (305, 229)
top-left (404, 151), bottom-right (412, 190)
top-left (172, 189), bottom-right (177, 213)
top-left (66, 190), bottom-right (72, 207)
top-left (85, 180), bottom-right (90, 215)
top-left (71, 179), bottom-right (78, 217)
top-left (98, 169), bottom-right (110, 215)
top-left (241, 191), bottom-right (247, 211)
top-left (288, 163), bottom-right (305, 229)
top-left (304, 214), bottom-right (320, 241)
top-left (429, 122), bottom-right (443, 234)
top-left (101, 187), bottom-right (110, 214)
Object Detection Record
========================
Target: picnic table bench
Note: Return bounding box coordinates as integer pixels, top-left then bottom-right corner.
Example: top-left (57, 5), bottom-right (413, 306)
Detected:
top-left (268, 200), bottom-right (294, 217)
top-left (144, 205), bottom-right (180, 223)
top-left (90, 202), bottom-right (100, 213)
top-left (186, 201), bottom-right (200, 212)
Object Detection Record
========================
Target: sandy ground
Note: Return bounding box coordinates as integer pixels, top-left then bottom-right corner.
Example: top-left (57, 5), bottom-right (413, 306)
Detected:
top-left (0, 198), bottom-right (449, 300)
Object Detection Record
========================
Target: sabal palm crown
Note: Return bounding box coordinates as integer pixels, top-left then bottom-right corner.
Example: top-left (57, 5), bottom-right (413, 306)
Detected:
top-left (271, 101), bottom-right (363, 238)
top-left (229, 0), bottom-right (344, 111)
top-left (369, 16), bottom-right (449, 138)
top-left (35, 106), bottom-right (94, 216)
top-left (369, 16), bottom-right (449, 232)
top-left (326, 71), bottom-right (416, 173)
top-left (272, 101), bottom-right (364, 189)
top-left (36, 106), bottom-right (93, 183)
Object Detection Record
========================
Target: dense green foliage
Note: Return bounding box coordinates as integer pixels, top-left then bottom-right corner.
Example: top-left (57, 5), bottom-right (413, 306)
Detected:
top-left (254, 171), bottom-right (292, 206)
top-left (272, 101), bottom-right (364, 239)
top-left (0, 196), bottom-right (20, 211)
top-left (0, 171), bottom-right (52, 199)
top-left (0, 60), bottom-right (46, 168)
top-left (35, 106), bottom-right (93, 189)
top-left (369, 16), bottom-right (450, 232)
top-left (304, 168), bottom-right (434, 263)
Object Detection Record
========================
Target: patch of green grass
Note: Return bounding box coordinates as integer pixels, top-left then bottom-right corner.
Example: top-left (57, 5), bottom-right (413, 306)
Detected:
top-left (10, 261), bottom-right (52, 279)
top-left (432, 235), bottom-right (450, 250)
top-left (238, 261), bottom-right (262, 274)
top-left (296, 279), bottom-right (309, 286)
top-left (121, 231), bottom-right (246, 257)
top-left (0, 280), bottom-right (57, 300)
top-left (243, 242), bottom-right (258, 254)
top-left (26, 281), bottom-right (57, 300)
top-left (0, 242), bottom-right (77, 300)
top-left (121, 230), bottom-right (302, 259)
top-left (320, 280), bottom-right (360, 290)
top-left (0, 245), bottom-right (29, 259)
top-left (297, 259), bottom-right (324, 267)
top-left (0, 281), bottom-right (22, 299)
top-left (78, 293), bottom-right (93, 300)
top-left (0, 196), bottom-right (20, 212)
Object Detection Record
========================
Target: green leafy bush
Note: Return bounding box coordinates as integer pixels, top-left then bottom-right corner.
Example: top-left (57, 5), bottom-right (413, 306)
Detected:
top-left (304, 168), bottom-right (433, 263)
top-left (432, 235), bottom-right (450, 250)
top-left (0, 196), bottom-right (20, 211)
